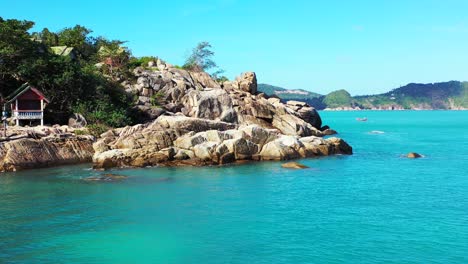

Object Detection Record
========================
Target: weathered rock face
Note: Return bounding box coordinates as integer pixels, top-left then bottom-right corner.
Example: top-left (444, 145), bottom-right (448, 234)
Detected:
top-left (0, 135), bottom-right (94, 172)
top-left (92, 116), bottom-right (352, 169)
top-left (125, 66), bottom-right (325, 136)
top-left (232, 71), bottom-right (257, 94)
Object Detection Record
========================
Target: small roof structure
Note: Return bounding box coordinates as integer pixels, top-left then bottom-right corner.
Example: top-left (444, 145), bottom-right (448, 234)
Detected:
top-left (6, 83), bottom-right (50, 104)
top-left (51, 46), bottom-right (75, 57)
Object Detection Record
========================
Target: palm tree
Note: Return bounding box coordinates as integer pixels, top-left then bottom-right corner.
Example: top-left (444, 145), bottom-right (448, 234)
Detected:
top-left (98, 42), bottom-right (129, 76)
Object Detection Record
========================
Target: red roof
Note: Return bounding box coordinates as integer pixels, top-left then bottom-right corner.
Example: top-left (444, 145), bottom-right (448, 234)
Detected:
top-left (7, 84), bottom-right (50, 103)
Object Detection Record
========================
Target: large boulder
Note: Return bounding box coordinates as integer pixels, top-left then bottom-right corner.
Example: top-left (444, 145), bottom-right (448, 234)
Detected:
top-left (259, 136), bottom-right (304, 160)
top-left (195, 89), bottom-right (235, 122)
top-left (234, 72), bottom-right (257, 94)
top-left (68, 113), bottom-right (87, 128)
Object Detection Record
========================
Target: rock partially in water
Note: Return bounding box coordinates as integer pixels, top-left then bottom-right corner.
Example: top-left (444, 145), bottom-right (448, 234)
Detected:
top-left (407, 152), bottom-right (422, 159)
top-left (281, 162), bottom-right (309, 169)
top-left (0, 135), bottom-right (94, 172)
top-left (93, 119), bottom-right (353, 169)
top-left (84, 173), bottom-right (128, 182)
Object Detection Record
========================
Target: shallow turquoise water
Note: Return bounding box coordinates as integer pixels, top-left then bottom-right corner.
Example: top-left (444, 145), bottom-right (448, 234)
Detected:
top-left (1, 111), bottom-right (467, 263)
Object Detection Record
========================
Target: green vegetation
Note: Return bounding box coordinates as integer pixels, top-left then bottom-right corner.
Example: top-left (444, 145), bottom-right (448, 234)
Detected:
top-left (128, 56), bottom-right (158, 69)
top-left (355, 81), bottom-right (468, 109)
top-left (183, 41), bottom-right (217, 72)
top-left (183, 41), bottom-right (226, 82)
top-left (149, 92), bottom-right (164, 107)
top-left (0, 17), bottom-right (135, 126)
top-left (86, 124), bottom-right (110, 137)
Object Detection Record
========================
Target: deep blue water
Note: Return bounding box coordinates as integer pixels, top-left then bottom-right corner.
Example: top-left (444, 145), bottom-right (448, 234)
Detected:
top-left (0, 111), bottom-right (467, 263)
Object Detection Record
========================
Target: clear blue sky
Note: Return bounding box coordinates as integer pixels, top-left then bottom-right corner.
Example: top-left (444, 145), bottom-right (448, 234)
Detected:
top-left (2, 0), bottom-right (468, 95)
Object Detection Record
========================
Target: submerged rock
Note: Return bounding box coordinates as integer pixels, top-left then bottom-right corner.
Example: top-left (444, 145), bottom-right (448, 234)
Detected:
top-left (281, 162), bottom-right (309, 169)
top-left (83, 173), bottom-right (128, 182)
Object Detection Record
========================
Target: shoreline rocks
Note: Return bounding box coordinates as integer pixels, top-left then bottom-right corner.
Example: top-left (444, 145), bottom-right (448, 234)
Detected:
top-left (92, 116), bottom-right (352, 170)
top-left (0, 134), bottom-right (94, 172)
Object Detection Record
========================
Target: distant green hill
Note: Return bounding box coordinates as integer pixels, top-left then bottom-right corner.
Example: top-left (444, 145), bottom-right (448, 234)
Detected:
top-left (323, 89), bottom-right (354, 108)
top-left (258, 81), bottom-right (468, 110)
top-left (355, 81), bottom-right (468, 110)
top-left (257, 84), bottom-right (326, 109)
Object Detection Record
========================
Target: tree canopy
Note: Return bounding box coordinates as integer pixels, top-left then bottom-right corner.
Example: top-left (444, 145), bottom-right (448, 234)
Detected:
top-left (183, 41), bottom-right (217, 72)
top-left (0, 17), bottom-right (134, 126)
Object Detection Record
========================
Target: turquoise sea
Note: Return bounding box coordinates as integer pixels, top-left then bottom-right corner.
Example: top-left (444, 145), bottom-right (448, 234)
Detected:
top-left (0, 111), bottom-right (467, 263)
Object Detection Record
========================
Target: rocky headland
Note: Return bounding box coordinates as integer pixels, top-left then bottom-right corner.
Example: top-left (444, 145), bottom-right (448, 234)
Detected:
top-left (92, 61), bottom-right (352, 169)
top-left (0, 60), bottom-right (352, 172)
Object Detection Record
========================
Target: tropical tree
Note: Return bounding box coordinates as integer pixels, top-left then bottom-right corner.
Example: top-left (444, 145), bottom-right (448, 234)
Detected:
top-left (56, 25), bottom-right (96, 60)
top-left (97, 40), bottom-right (130, 77)
top-left (183, 41), bottom-right (218, 72)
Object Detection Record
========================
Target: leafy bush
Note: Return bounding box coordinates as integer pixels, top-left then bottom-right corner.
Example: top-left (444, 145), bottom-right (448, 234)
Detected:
top-left (128, 56), bottom-right (158, 69)
top-left (74, 129), bottom-right (88, 135)
top-left (86, 124), bottom-right (110, 137)
top-left (150, 92), bottom-right (164, 107)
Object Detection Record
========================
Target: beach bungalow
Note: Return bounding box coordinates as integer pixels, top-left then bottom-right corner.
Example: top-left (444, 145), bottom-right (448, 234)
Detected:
top-left (6, 84), bottom-right (50, 126)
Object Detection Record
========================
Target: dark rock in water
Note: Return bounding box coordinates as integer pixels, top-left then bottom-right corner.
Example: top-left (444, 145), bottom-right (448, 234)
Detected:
top-left (322, 129), bottom-right (337, 135)
top-left (281, 161), bottom-right (309, 169)
top-left (84, 173), bottom-right (128, 182)
top-left (407, 152), bottom-right (422, 159)
top-left (320, 125), bottom-right (330, 131)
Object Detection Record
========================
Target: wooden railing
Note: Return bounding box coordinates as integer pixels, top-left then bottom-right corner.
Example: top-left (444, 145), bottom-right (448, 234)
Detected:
top-left (13, 110), bottom-right (43, 120)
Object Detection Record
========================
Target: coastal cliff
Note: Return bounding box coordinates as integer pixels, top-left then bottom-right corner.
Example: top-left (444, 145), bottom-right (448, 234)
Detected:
top-left (92, 62), bottom-right (351, 169)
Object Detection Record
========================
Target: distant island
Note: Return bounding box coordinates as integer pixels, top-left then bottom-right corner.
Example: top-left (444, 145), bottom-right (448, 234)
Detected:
top-left (258, 81), bottom-right (468, 110)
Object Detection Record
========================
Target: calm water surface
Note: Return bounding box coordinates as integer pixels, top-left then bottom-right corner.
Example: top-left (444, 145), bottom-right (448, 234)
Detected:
top-left (0, 111), bottom-right (467, 263)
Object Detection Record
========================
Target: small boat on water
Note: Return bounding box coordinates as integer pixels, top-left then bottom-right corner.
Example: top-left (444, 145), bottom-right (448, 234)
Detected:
top-left (356, 117), bottom-right (368, 122)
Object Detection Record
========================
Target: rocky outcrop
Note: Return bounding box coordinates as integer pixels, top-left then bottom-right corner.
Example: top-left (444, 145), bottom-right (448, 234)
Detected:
top-left (0, 135), bottom-right (94, 172)
top-left (89, 65), bottom-right (352, 170)
top-left (92, 116), bottom-right (352, 169)
top-left (124, 66), bottom-right (327, 137)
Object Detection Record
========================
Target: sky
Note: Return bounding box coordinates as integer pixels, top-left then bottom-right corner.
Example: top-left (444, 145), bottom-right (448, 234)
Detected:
top-left (2, 0), bottom-right (468, 95)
